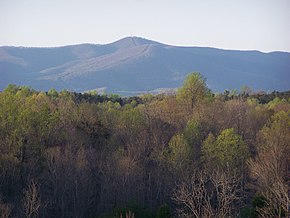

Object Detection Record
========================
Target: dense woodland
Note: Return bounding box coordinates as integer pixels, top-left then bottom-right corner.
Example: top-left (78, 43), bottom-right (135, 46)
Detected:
top-left (0, 73), bottom-right (289, 218)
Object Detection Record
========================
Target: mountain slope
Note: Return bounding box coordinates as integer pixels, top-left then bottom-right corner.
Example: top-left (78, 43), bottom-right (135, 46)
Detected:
top-left (1, 37), bottom-right (290, 94)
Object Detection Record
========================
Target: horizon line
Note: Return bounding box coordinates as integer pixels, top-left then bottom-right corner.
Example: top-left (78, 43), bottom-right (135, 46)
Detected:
top-left (0, 36), bottom-right (289, 53)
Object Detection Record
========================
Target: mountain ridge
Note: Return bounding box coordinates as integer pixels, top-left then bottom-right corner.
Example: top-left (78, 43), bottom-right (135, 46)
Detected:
top-left (1, 36), bottom-right (290, 94)
top-left (2, 36), bottom-right (288, 53)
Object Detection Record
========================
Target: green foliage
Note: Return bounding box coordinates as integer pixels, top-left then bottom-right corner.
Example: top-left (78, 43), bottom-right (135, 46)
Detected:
top-left (239, 207), bottom-right (257, 218)
top-left (87, 90), bottom-right (98, 96)
top-left (184, 119), bottom-right (201, 145)
top-left (117, 106), bottom-right (145, 133)
top-left (113, 202), bottom-right (152, 218)
top-left (59, 89), bottom-right (73, 99)
top-left (177, 72), bottom-right (209, 110)
top-left (109, 93), bottom-right (121, 101)
top-left (252, 194), bottom-right (267, 208)
top-left (248, 110), bottom-right (290, 217)
top-left (156, 204), bottom-right (171, 218)
top-left (47, 88), bottom-right (58, 98)
top-left (4, 84), bottom-right (19, 94)
top-left (183, 119), bottom-right (202, 161)
top-left (0, 83), bottom-right (289, 217)
top-left (258, 110), bottom-right (290, 150)
top-left (238, 194), bottom-right (267, 218)
top-left (165, 134), bottom-right (191, 170)
top-left (201, 133), bottom-right (216, 161)
top-left (246, 98), bottom-right (259, 107)
top-left (202, 128), bottom-right (249, 170)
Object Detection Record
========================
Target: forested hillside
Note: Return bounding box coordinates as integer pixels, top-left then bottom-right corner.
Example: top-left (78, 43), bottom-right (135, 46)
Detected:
top-left (0, 73), bottom-right (289, 217)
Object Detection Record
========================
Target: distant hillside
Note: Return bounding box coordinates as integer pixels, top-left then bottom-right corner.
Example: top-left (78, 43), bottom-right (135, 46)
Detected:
top-left (1, 37), bottom-right (290, 94)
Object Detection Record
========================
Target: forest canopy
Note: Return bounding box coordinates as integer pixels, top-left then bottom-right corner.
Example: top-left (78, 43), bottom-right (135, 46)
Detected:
top-left (0, 73), bottom-right (289, 217)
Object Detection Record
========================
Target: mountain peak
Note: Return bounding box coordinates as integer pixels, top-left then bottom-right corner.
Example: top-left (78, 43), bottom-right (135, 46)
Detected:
top-left (111, 36), bottom-right (160, 49)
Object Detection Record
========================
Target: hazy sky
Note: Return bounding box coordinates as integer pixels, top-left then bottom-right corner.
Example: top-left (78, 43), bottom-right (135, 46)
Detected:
top-left (0, 0), bottom-right (289, 52)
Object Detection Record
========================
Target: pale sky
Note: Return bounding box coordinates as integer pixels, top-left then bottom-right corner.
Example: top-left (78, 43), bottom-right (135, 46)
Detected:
top-left (0, 0), bottom-right (289, 52)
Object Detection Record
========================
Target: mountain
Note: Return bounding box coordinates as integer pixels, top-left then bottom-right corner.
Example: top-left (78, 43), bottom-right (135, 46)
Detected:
top-left (1, 37), bottom-right (290, 94)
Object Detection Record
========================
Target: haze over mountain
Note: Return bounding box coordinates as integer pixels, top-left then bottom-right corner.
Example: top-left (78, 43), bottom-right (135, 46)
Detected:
top-left (1, 37), bottom-right (290, 94)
